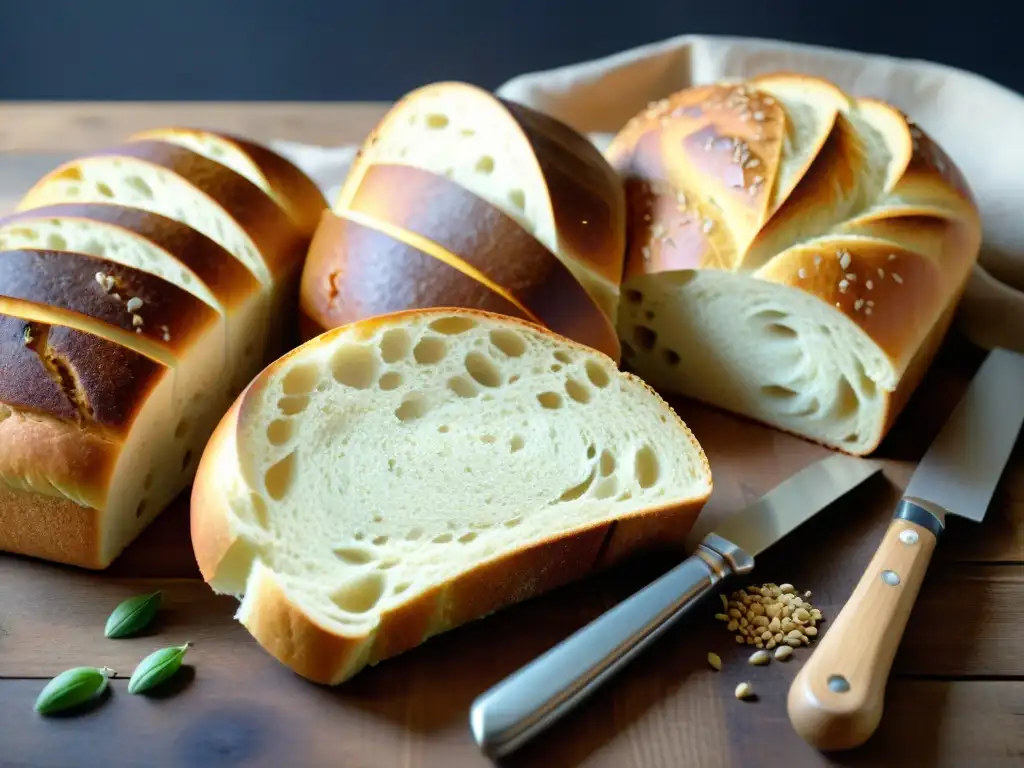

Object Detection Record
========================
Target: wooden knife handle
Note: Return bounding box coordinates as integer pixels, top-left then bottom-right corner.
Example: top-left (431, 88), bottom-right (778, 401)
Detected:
top-left (787, 500), bottom-right (942, 751)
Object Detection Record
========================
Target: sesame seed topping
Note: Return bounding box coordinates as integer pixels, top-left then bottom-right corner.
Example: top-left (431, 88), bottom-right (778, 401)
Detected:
top-left (888, 254), bottom-right (898, 261)
top-left (643, 213), bottom-right (652, 222)
top-left (864, 307), bottom-right (873, 316)
top-left (866, 280), bottom-right (874, 290)
top-left (845, 273), bottom-right (857, 281)
top-left (798, 268), bottom-right (807, 279)
top-left (642, 245), bottom-right (652, 261)
top-left (651, 223), bottom-right (667, 239)
top-left (854, 299), bottom-right (864, 311)
top-left (892, 273), bottom-right (903, 284)
top-left (752, 110), bottom-right (765, 122)
top-left (763, 97), bottom-right (775, 105)
top-left (676, 191), bottom-right (687, 206)
top-left (878, 268), bottom-right (885, 279)
top-left (838, 250), bottom-right (852, 270)
top-left (126, 296), bottom-right (143, 312)
top-left (866, 300), bottom-right (875, 307)
top-left (814, 255), bottom-right (822, 267)
top-left (94, 271), bottom-right (116, 293)
top-left (131, 314), bottom-right (144, 328)
top-left (702, 218), bottom-right (714, 233)
top-left (745, 158), bottom-right (761, 169)
top-left (838, 279), bottom-right (849, 293)
top-left (22, 326), bottom-right (33, 345)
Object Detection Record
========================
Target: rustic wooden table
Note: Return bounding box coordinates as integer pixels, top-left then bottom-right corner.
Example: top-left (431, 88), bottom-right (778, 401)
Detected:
top-left (0, 103), bottom-right (1020, 768)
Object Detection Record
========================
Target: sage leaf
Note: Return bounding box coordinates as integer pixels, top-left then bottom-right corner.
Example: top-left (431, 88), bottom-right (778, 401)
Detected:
top-left (34, 666), bottom-right (114, 715)
top-left (104, 591), bottom-right (162, 638)
top-left (128, 643), bottom-right (192, 695)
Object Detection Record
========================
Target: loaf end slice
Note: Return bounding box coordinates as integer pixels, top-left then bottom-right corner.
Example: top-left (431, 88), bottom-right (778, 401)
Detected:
top-left (191, 308), bottom-right (711, 684)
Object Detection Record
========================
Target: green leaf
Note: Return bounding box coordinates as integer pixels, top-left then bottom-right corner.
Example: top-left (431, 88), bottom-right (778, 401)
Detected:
top-left (127, 643), bottom-right (192, 695)
top-left (104, 591), bottom-right (162, 639)
top-left (34, 666), bottom-right (113, 715)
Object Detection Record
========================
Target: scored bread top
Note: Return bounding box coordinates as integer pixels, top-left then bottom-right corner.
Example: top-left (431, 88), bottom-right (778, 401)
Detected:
top-left (0, 204), bottom-right (261, 312)
top-left (192, 307), bottom-right (711, 684)
top-left (606, 72), bottom-right (982, 379)
top-left (127, 128), bottom-right (328, 237)
top-left (300, 210), bottom-right (531, 338)
top-left (339, 163), bottom-right (621, 360)
top-left (335, 81), bottom-right (626, 321)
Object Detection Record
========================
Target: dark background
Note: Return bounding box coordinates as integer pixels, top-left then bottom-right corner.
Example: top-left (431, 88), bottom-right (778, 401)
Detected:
top-left (0, 0), bottom-right (1017, 100)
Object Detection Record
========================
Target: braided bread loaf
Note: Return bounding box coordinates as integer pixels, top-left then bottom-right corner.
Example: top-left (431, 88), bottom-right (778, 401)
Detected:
top-left (607, 73), bottom-right (982, 454)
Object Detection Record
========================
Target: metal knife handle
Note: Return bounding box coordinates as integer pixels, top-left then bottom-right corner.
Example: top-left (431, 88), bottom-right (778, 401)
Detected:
top-left (469, 533), bottom-right (754, 759)
top-left (788, 499), bottom-right (943, 751)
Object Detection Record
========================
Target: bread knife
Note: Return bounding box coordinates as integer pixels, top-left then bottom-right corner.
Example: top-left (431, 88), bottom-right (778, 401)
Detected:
top-left (468, 453), bottom-right (883, 759)
top-left (788, 347), bottom-right (1024, 751)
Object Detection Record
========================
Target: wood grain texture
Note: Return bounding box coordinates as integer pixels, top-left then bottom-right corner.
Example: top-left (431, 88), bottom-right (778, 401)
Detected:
top-left (0, 104), bottom-right (1020, 767)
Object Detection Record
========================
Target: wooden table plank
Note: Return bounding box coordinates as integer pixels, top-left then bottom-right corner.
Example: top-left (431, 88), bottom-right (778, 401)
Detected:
top-left (0, 102), bottom-right (389, 152)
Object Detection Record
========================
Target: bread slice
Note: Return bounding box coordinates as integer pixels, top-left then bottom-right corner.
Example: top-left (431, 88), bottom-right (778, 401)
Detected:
top-left (335, 82), bottom-right (626, 322)
top-left (191, 308), bottom-right (711, 684)
top-left (606, 74), bottom-right (982, 455)
top-left (127, 127), bottom-right (327, 237)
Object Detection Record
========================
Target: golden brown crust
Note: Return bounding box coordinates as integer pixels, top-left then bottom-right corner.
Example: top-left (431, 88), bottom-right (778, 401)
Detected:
top-left (0, 478), bottom-right (105, 569)
top-left (193, 306), bottom-right (712, 684)
top-left (341, 164), bottom-right (621, 360)
top-left (0, 248), bottom-right (220, 363)
top-left (0, 203), bottom-right (261, 310)
top-left (298, 210), bottom-right (531, 334)
top-left (498, 98), bottom-right (627, 286)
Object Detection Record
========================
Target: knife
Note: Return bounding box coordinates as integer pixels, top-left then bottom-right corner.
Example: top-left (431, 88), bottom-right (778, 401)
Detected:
top-left (468, 452), bottom-right (883, 759)
top-left (787, 347), bottom-right (1024, 752)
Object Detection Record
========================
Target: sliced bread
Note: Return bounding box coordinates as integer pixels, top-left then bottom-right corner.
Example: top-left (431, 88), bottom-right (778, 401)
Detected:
top-left (191, 308), bottom-right (711, 684)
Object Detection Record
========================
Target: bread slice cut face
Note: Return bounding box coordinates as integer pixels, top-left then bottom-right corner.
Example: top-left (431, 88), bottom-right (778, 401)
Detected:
top-left (191, 309), bottom-right (711, 685)
top-left (607, 74), bottom-right (982, 455)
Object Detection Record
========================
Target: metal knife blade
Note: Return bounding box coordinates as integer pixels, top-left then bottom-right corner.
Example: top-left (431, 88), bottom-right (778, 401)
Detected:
top-left (788, 347), bottom-right (1024, 752)
top-left (903, 347), bottom-right (1024, 522)
top-left (469, 453), bottom-right (882, 760)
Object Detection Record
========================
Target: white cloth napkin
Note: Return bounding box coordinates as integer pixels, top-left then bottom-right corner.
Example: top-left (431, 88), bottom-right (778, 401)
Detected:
top-left (270, 34), bottom-right (1024, 354)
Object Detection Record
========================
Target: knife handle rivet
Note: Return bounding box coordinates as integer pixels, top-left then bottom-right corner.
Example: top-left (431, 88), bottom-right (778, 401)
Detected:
top-left (881, 569), bottom-right (901, 586)
top-left (827, 674), bottom-right (851, 694)
top-left (898, 529), bottom-right (919, 546)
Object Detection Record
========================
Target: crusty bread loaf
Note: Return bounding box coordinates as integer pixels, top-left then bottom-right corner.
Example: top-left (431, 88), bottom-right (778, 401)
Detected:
top-left (301, 81), bottom-right (626, 359)
top-left (606, 73), bottom-right (982, 455)
top-left (0, 134), bottom-right (327, 568)
top-left (191, 308), bottom-right (711, 685)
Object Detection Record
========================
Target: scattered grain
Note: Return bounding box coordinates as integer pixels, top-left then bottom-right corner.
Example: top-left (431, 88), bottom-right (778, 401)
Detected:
top-left (749, 650), bottom-right (770, 666)
top-left (774, 645), bottom-right (794, 661)
top-left (708, 652), bottom-right (722, 671)
top-left (735, 682), bottom-right (755, 700)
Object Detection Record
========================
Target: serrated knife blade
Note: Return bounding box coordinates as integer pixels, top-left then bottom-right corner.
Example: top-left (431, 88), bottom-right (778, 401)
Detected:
top-left (469, 453), bottom-right (882, 759)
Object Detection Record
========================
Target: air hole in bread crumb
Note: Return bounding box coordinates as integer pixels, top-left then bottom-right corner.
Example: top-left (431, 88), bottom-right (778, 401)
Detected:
top-left (47, 233), bottom-right (67, 250)
top-left (510, 435), bottom-right (525, 452)
top-left (378, 558), bottom-right (399, 570)
top-left (537, 391), bottom-right (563, 409)
top-left (458, 532), bottom-right (478, 544)
top-left (173, 418), bottom-right (189, 440)
top-left (595, 476), bottom-right (619, 500)
top-left (379, 371), bottom-right (403, 390)
top-left (447, 375), bottom-right (478, 398)
top-left (553, 351), bottom-right (571, 364)
top-left (394, 582), bottom-right (411, 595)
top-left (644, 310), bottom-right (655, 321)
top-left (752, 308), bottom-right (787, 323)
top-left (278, 395), bottom-right (310, 415)
top-left (559, 466), bottom-right (597, 502)
top-left (432, 533), bottom-right (453, 544)
top-left (372, 514), bottom-right (383, 523)
top-left (282, 362), bottom-right (322, 395)
top-left (508, 189), bottom-right (526, 210)
top-left (633, 325), bottom-right (657, 351)
top-left (480, 434), bottom-right (497, 444)
top-left (438, 425), bottom-right (450, 433)
top-left (766, 322), bottom-right (798, 339)
top-left (585, 360), bottom-right (611, 388)
top-left (379, 328), bottom-right (412, 363)
top-left (413, 336), bottom-right (447, 364)
top-left (475, 155), bottom-right (495, 174)
top-left (125, 175), bottom-right (154, 199)
top-left (490, 329), bottom-right (526, 357)
top-left (264, 452), bottom-right (297, 500)
top-left (354, 532), bottom-right (365, 541)
top-left (330, 344), bottom-right (379, 389)
top-left (372, 535), bottom-right (389, 546)
top-left (266, 418), bottom-right (292, 446)
top-left (135, 499), bottom-right (147, 519)
top-left (842, 432), bottom-right (860, 443)
top-left (250, 494), bottom-right (269, 528)
top-left (331, 572), bottom-right (386, 614)
top-left (565, 378), bottom-right (591, 404)
top-left (334, 547), bottom-right (374, 565)
top-left (662, 349), bottom-right (681, 366)
top-left (429, 316), bottom-right (478, 335)
top-left (761, 384), bottom-right (798, 400)
top-left (504, 517), bottom-right (523, 528)
top-left (466, 352), bottom-right (502, 387)
top-left (143, 471), bottom-right (153, 491)
top-left (836, 377), bottom-right (859, 419)
top-left (395, 393), bottom-right (428, 422)
top-left (634, 444), bottom-right (660, 489)
top-left (600, 450), bottom-right (616, 477)
top-left (551, 363), bottom-right (563, 373)
top-left (425, 113), bottom-right (449, 129)
top-left (625, 289), bottom-right (644, 305)
top-left (406, 527), bottom-right (424, 541)
top-left (181, 450), bottom-right (194, 472)
top-left (96, 182), bottom-right (114, 198)
top-left (586, 444), bottom-right (597, 459)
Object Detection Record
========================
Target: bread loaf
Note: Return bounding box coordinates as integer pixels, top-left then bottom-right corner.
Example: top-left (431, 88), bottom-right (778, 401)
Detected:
top-left (301, 81), bottom-right (625, 360)
top-left (606, 73), bottom-right (982, 455)
top-left (191, 308), bottom-right (711, 685)
top-left (0, 134), bottom-right (327, 568)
